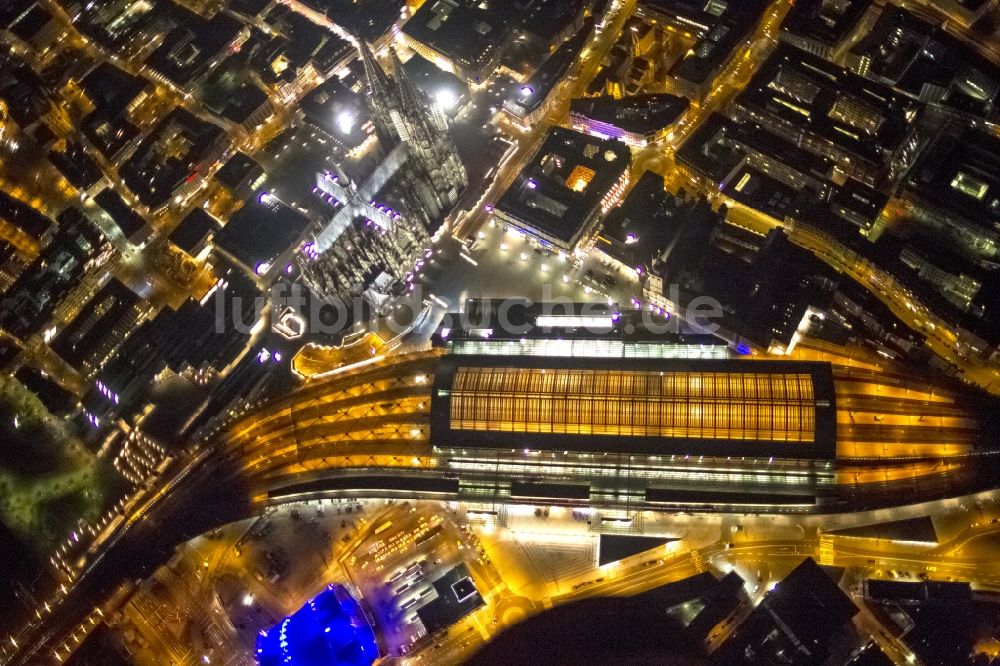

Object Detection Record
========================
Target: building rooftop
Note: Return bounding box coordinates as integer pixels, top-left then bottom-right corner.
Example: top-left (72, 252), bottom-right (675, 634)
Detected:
top-left (72, 0), bottom-right (165, 50)
top-left (220, 81), bottom-right (271, 126)
top-left (50, 278), bottom-right (143, 370)
top-left (168, 208), bottom-right (221, 254)
top-left (715, 557), bottom-right (857, 664)
top-left (677, 113), bottom-right (889, 232)
top-left (725, 165), bottom-right (806, 222)
top-left (86, 260), bottom-right (259, 417)
top-left (736, 43), bottom-right (919, 174)
top-left (256, 584), bottom-right (378, 666)
top-left (865, 579), bottom-right (973, 604)
top-left (597, 171), bottom-right (719, 278)
top-left (230, 0), bottom-right (271, 16)
top-left (693, 228), bottom-right (836, 352)
top-left (145, 4), bottom-right (243, 87)
top-left (402, 52), bottom-right (469, 116)
top-left (402, 0), bottom-right (511, 79)
top-left (472, 571), bottom-right (734, 664)
top-left (495, 126), bottom-right (629, 247)
top-left (828, 515), bottom-right (938, 544)
top-left (120, 108), bottom-right (225, 209)
top-left (504, 18), bottom-right (592, 118)
top-left (516, 0), bottom-right (586, 45)
top-left (0, 210), bottom-right (106, 338)
top-left (48, 141), bottom-right (103, 191)
top-left (215, 194), bottom-right (310, 271)
top-left (0, 189), bottom-right (52, 242)
top-left (850, 6), bottom-right (1000, 120)
top-left (665, 0), bottom-right (768, 89)
top-left (431, 354), bottom-right (839, 460)
top-left (316, 0), bottom-right (404, 43)
top-left (434, 300), bottom-right (726, 352)
top-left (598, 535), bottom-right (674, 566)
top-left (82, 112), bottom-right (140, 160)
top-left (94, 188), bottom-right (148, 242)
top-left (905, 127), bottom-right (1000, 236)
top-left (570, 93), bottom-right (689, 139)
top-left (259, 5), bottom-right (331, 73)
top-left (637, 0), bottom-right (730, 33)
top-left (847, 643), bottom-right (895, 666)
top-left (781, 0), bottom-right (871, 49)
top-left (6, 4), bottom-right (53, 43)
top-left (675, 113), bottom-right (747, 183)
top-left (0, 54), bottom-right (50, 127)
top-left (79, 62), bottom-right (149, 113)
top-left (13, 366), bottom-right (76, 415)
top-left (415, 564), bottom-right (484, 635)
top-left (216, 152), bottom-right (263, 193)
top-left (299, 67), bottom-right (372, 149)
top-left (0, 0), bottom-right (35, 27)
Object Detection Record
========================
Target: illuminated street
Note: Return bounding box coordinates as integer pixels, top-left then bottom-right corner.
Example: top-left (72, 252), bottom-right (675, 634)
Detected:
top-left (3, 0), bottom-right (1000, 664)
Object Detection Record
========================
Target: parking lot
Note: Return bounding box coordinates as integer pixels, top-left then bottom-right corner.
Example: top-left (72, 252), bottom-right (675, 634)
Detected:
top-left (344, 502), bottom-right (493, 658)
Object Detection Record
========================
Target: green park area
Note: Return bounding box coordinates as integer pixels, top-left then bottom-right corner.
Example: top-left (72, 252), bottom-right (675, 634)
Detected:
top-left (0, 375), bottom-right (114, 550)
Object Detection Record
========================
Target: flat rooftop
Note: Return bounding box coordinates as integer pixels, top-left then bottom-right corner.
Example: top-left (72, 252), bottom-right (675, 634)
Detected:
top-left (670, 3), bottom-right (767, 87)
top-left (596, 171), bottom-right (720, 276)
top-left (415, 563), bottom-right (484, 635)
top-left (736, 44), bottom-right (918, 170)
top-left (215, 195), bottom-right (310, 270)
top-left (0, 189), bottom-right (52, 241)
top-left (402, 0), bottom-right (511, 77)
top-left (494, 126), bottom-right (629, 247)
top-left (849, 6), bottom-right (1000, 120)
top-left (905, 127), bottom-right (1000, 234)
top-left (94, 188), bottom-right (147, 240)
top-left (570, 93), bottom-right (689, 138)
top-left (169, 208), bottom-right (221, 254)
top-left (216, 152), bottom-right (262, 192)
top-left (145, 4), bottom-right (242, 87)
top-left (50, 278), bottom-right (142, 368)
top-left (299, 68), bottom-right (371, 148)
top-left (120, 108), bottom-right (225, 208)
top-left (431, 354), bottom-right (838, 460)
top-left (504, 17), bottom-right (593, 119)
top-left (316, 0), bottom-right (404, 43)
top-left (79, 62), bottom-right (149, 113)
top-left (781, 0), bottom-right (871, 48)
top-left (434, 300), bottom-right (725, 348)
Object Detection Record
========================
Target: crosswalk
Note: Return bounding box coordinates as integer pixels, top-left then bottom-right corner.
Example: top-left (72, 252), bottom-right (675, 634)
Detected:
top-left (691, 549), bottom-right (706, 573)
top-left (519, 538), bottom-right (597, 583)
top-left (818, 534), bottom-right (836, 566)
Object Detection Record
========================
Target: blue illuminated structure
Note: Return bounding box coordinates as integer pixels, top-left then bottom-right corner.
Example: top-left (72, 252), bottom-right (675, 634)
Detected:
top-left (256, 584), bottom-right (378, 666)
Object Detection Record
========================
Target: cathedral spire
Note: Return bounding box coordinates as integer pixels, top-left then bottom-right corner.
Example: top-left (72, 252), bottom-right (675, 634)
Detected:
top-left (352, 32), bottom-right (396, 139)
top-left (388, 49), bottom-right (419, 109)
top-left (391, 48), bottom-right (448, 133)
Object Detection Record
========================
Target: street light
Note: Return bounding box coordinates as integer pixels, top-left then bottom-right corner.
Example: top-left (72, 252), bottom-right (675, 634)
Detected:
top-left (337, 111), bottom-right (354, 134)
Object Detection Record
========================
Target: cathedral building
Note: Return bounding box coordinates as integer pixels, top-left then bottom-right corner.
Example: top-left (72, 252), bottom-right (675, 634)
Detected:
top-left (301, 34), bottom-right (468, 310)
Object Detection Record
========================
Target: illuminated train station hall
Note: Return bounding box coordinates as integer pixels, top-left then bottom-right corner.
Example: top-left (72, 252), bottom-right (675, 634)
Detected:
top-left (229, 306), bottom-right (1000, 515)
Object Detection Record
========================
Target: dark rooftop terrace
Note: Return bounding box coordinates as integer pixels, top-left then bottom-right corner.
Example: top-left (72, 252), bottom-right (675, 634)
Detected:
top-left (169, 207), bottom-right (221, 254)
top-left (79, 63), bottom-right (149, 113)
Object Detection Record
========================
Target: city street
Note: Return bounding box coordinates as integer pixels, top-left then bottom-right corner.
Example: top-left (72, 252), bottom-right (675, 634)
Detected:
top-left (5, 0), bottom-right (1000, 663)
top-left (72, 492), bottom-right (1000, 666)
